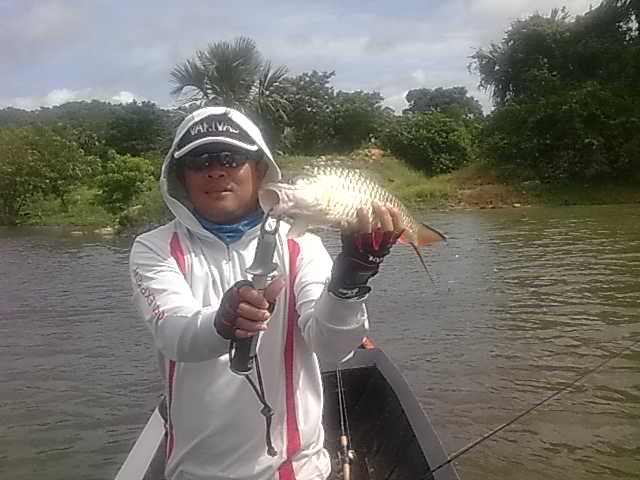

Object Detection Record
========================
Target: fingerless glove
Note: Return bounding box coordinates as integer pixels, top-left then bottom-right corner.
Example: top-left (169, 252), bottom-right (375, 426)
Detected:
top-left (214, 280), bottom-right (254, 339)
top-left (328, 230), bottom-right (401, 299)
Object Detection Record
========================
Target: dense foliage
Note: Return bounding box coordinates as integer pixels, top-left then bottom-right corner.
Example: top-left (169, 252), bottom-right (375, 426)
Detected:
top-left (403, 86), bottom-right (483, 120)
top-left (95, 151), bottom-right (157, 214)
top-left (1, 2), bottom-right (638, 226)
top-left (380, 112), bottom-right (477, 174)
top-left (0, 125), bottom-right (94, 223)
top-left (482, 82), bottom-right (640, 182)
top-left (472, 0), bottom-right (640, 182)
top-left (280, 71), bottom-right (390, 153)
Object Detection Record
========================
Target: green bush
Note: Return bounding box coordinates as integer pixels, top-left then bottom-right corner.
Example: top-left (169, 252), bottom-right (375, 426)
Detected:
top-left (23, 186), bottom-right (112, 226)
top-left (481, 82), bottom-right (640, 183)
top-left (0, 125), bottom-right (92, 224)
top-left (95, 150), bottom-right (156, 214)
top-left (379, 112), bottom-right (477, 174)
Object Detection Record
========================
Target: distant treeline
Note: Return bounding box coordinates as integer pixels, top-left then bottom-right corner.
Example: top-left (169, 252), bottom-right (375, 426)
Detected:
top-left (0, 0), bottom-right (637, 225)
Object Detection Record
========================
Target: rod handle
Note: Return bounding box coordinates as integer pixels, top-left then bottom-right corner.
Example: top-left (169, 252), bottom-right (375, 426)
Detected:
top-left (230, 335), bottom-right (258, 375)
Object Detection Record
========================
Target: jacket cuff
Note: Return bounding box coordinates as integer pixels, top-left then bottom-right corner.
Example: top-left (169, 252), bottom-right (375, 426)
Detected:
top-left (316, 290), bottom-right (368, 328)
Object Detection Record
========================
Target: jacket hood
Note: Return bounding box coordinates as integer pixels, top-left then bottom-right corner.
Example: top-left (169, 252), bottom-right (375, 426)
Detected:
top-left (160, 107), bottom-right (281, 235)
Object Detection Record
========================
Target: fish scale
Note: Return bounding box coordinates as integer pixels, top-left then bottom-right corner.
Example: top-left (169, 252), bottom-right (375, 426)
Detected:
top-left (295, 167), bottom-right (421, 242)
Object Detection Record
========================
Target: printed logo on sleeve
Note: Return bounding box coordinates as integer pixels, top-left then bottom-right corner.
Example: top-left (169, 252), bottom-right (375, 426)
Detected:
top-left (133, 267), bottom-right (165, 322)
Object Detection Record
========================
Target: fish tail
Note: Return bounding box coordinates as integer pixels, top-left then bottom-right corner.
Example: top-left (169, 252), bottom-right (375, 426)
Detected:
top-left (398, 223), bottom-right (446, 246)
top-left (409, 242), bottom-right (436, 285)
top-left (416, 223), bottom-right (447, 246)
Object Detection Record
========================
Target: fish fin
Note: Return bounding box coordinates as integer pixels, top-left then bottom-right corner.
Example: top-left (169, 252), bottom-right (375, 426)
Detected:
top-left (415, 223), bottom-right (446, 246)
top-left (409, 242), bottom-right (436, 285)
top-left (286, 219), bottom-right (309, 238)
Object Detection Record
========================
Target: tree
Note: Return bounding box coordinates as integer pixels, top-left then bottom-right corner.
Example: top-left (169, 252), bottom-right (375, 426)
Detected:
top-left (379, 112), bottom-right (476, 174)
top-left (0, 127), bottom-right (41, 223)
top-left (94, 150), bottom-right (156, 214)
top-left (470, 1), bottom-right (639, 107)
top-left (403, 86), bottom-right (483, 120)
top-left (0, 107), bottom-right (34, 127)
top-left (281, 70), bottom-right (336, 153)
top-left (0, 125), bottom-right (91, 223)
top-left (28, 124), bottom-right (95, 208)
top-left (105, 101), bottom-right (174, 157)
top-left (470, 9), bottom-right (573, 106)
top-left (482, 82), bottom-right (640, 182)
top-left (170, 36), bottom-right (290, 136)
top-left (332, 90), bottom-right (386, 151)
top-left (472, 0), bottom-right (640, 183)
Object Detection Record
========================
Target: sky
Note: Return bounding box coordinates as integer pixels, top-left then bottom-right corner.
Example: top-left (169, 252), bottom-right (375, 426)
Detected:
top-left (0, 0), bottom-right (597, 113)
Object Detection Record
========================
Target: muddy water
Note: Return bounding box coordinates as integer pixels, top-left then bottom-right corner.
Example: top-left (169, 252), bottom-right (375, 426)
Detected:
top-left (1, 204), bottom-right (638, 479)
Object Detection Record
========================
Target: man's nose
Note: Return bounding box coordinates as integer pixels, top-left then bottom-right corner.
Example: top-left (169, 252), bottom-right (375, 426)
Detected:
top-left (206, 166), bottom-right (227, 178)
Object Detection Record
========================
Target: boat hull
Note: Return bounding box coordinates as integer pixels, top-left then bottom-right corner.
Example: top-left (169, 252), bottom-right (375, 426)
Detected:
top-left (115, 348), bottom-right (459, 480)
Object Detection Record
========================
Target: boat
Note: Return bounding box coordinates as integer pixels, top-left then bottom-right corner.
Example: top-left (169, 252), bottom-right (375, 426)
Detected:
top-left (115, 347), bottom-right (460, 480)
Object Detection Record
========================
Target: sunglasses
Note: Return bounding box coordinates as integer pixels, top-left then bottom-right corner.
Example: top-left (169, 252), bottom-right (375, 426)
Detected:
top-left (182, 151), bottom-right (254, 170)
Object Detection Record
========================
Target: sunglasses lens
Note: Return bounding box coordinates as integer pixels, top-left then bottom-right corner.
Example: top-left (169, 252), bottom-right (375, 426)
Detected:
top-left (219, 152), bottom-right (238, 168)
top-left (184, 152), bottom-right (250, 170)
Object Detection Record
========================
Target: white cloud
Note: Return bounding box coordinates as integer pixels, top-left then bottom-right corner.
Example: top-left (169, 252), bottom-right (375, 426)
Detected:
top-left (45, 88), bottom-right (83, 106)
top-left (0, 88), bottom-right (145, 110)
top-left (383, 91), bottom-right (409, 113)
top-left (111, 91), bottom-right (139, 104)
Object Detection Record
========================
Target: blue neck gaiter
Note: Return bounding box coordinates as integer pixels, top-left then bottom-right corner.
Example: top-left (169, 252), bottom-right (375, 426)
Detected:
top-left (194, 209), bottom-right (265, 245)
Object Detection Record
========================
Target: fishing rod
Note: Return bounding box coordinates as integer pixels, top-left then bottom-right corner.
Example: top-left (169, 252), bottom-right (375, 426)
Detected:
top-left (336, 366), bottom-right (355, 480)
top-left (424, 335), bottom-right (640, 478)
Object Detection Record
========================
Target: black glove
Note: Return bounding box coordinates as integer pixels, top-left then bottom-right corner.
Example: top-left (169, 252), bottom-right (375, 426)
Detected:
top-left (214, 280), bottom-right (254, 339)
top-left (328, 230), bottom-right (402, 299)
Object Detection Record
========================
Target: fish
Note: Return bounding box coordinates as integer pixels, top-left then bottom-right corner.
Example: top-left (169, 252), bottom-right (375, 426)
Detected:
top-left (258, 166), bottom-right (446, 279)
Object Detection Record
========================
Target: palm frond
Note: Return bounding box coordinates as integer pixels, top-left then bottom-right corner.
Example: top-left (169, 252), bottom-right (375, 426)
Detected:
top-left (169, 36), bottom-right (290, 116)
top-left (170, 58), bottom-right (209, 105)
top-left (196, 36), bottom-right (262, 108)
top-left (254, 61), bottom-right (291, 121)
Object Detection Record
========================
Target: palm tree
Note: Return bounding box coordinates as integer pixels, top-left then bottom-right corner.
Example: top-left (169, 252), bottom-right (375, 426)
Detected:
top-left (170, 37), bottom-right (290, 126)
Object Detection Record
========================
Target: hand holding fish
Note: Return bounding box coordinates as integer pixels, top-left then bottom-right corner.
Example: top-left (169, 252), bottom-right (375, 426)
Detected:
top-left (327, 201), bottom-right (404, 299)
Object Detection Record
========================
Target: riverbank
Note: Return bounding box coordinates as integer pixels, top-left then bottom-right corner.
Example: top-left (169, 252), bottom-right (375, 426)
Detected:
top-left (277, 151), bottom-right (640, 211)
top-left (13, 150), bottom-right (640, 231)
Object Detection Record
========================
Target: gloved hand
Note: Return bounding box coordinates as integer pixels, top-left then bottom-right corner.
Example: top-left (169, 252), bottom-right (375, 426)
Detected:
top-left (214, 278), bottom-right (286, 339)
top-left (328, 201), bottom-right (404, 299)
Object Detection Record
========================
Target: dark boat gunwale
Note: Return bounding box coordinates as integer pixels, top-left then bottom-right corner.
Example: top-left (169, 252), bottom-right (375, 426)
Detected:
top-left (323, 348), bottom-right (459, 480)
top-left (115, 348), bottom-right (459, 480)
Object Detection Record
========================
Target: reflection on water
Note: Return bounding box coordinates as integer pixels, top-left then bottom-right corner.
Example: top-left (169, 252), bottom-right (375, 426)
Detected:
top-left (1, 205), bottom-right (639, 480)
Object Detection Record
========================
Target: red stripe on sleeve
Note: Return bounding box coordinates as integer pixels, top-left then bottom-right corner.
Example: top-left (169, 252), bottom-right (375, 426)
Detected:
top-left (278, 238), bottom-right (302, 480)
top-left (170, 232), bottom-right (188, 277)
top-left (166, 231), bottom-right (186, 460)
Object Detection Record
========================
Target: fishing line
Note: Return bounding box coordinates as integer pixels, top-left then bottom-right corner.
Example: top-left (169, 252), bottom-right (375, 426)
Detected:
top-left (424, 335), bottom-right (640, 478)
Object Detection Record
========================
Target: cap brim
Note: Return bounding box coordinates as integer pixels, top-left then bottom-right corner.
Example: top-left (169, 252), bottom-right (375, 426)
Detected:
top-left (173, 137), bottom-right (259, 159)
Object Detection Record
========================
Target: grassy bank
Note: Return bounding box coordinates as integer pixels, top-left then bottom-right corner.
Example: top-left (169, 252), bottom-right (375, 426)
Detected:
top-left (278, 152), bottom-right (640, 211)
top-left (13, 151), bottom-right (640, 231)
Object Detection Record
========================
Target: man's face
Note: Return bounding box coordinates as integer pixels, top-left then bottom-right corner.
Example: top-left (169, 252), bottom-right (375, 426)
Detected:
top-left (181, 148), bottom-right (262, 224)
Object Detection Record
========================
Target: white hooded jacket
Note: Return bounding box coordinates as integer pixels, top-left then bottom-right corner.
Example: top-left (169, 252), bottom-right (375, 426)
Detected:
top-left (129, 107), bottom-right (369, 480)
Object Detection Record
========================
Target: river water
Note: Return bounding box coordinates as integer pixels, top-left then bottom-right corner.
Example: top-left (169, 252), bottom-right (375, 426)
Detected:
top-left (1, 205), bottom-right (638, 480)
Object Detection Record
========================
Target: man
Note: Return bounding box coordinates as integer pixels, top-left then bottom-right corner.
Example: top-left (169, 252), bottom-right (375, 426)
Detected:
top-left (130, 106), bottom-right (404, 480)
